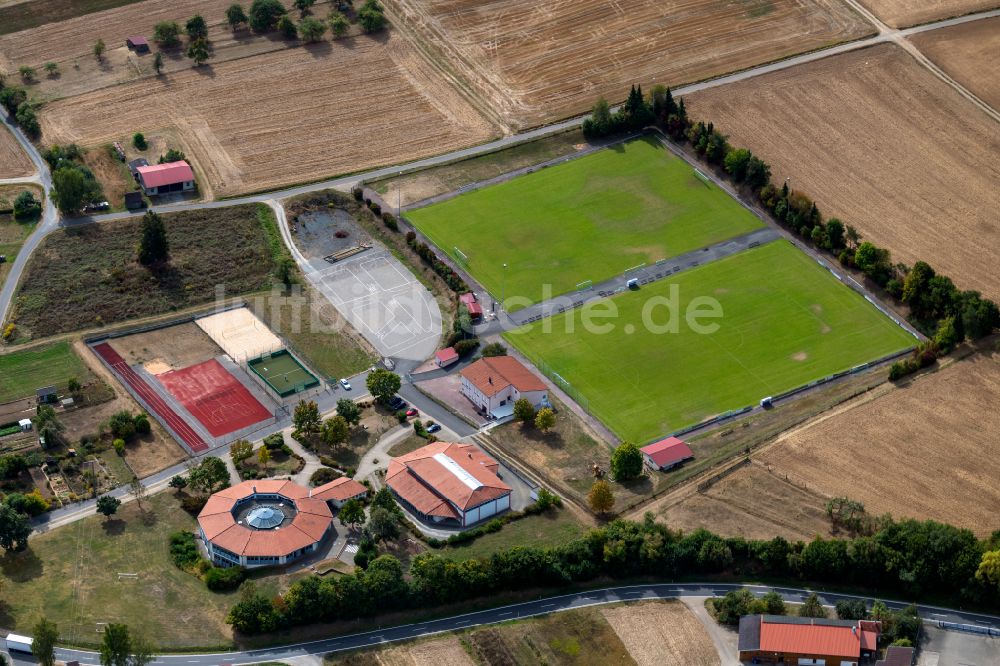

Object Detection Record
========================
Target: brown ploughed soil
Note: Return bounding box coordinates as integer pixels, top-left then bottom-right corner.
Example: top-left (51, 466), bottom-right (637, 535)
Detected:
top-left (37, 31), bottom-right (498, 198)
top-left (855, 0), bottom-right (999, 28)
top-left (687, 43), bottom-right (1000, 301)
top-left (909, 16), bottom-right (1000, 110)
top-left (386, 0), bottom-right (873, 128)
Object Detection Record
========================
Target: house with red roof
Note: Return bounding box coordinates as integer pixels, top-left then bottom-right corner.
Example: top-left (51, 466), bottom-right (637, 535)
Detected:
top-left (459, 356), bottom-right (548, 419)
top-left (135, 160), bottom-right (195, 196)
top-left (386, 441), bottom-right (512, 527)
top-left (310, 476), bottom-right (368, 508)
top-left (640, 436), bottom-right (694, 471)
top-left (738, 615), bottom-right (880, 666)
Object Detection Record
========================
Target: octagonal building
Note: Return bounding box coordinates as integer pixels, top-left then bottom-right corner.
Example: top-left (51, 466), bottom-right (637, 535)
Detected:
top-left (197, 479), bottom-right (335, 568)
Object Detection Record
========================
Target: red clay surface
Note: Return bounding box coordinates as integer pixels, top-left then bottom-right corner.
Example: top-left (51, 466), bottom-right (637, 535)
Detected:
top-left (92, 342), bottom-right (208, 453)
top-left (158, 359), bottom-right (271, 437)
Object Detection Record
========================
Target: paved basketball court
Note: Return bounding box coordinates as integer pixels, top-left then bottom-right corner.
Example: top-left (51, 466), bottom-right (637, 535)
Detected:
top-left (158, 359), bottom-right (274, 438)
top-left (308, 248), bottom-right (441, 361)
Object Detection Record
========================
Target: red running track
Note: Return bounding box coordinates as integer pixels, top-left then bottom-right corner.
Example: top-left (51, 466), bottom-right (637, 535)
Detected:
top-left (92, 342), bottom-right (209, 453)
top-left (159, 359), bottom-right (272, 437)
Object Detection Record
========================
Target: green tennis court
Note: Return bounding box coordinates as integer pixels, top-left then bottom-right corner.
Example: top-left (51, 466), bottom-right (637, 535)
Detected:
top-left (247, 350), bottom-right (319, 398)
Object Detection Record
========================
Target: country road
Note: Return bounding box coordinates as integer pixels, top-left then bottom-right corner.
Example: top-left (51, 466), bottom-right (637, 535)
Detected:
top-left (2, 6), bottom-right (999, 326)
top-left (8, 583), bottom-right (996, 665)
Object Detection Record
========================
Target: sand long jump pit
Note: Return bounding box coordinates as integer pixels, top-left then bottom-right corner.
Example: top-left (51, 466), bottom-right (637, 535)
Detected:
top-left (309, 248), bottom-right (442, 361)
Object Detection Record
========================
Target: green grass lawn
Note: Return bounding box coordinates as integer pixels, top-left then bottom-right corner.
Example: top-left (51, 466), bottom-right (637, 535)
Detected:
top-left (505, 240), bottom-right (915, 442)
top-left (0, 492), bottom-right (237, 649)
top-left (0, 341), bottom-right (89, 403)
top-left (442, 508), bottom-right (588, 561)
top-left (406, 136), bottom-right (763, 309)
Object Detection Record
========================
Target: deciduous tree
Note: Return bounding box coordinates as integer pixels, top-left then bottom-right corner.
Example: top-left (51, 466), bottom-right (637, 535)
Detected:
top-left (366, 369), bottom-right (401, 404)
top-left (186, 38), bottom-right (210, 66)
top-left (93, 39), bottom-right (106, 61)
top-left (329, 12), bottom-right (349, 37)
top-left (153, 22), bottom-right (181, 47)
top-left (587, 479), bottom-right (614, 515)
top-left (230, 439), bottom-right (253, 465)
top-left (534, 407), bottom-right (555, 432)
top-left (321, 415), bottom-right (350, 449)
top-left (513, 398), bottom-right (535, 425)
top-left (357, 0), bottom-right (387, 33)
top-left (336, 398), bottom-right (361, 425)
top-left (96, 495), bottom-right (121, 520)
top-left (258, 446), bottom-right (271, 473)
top-left (99, 623), bottom-right (131, 666)
top-left (226, 3), bottom-right (249, 30)
top-left (610, 441), bottom-right (642, 481)
top-left (185, 15), bottom-right (208, 40)
top-left (0, 504), bottom-right (30, 552)
top-left (367, 506), bottom-right (399, 542)
top-left (799, 592), bottom-right (827, 618)
top-left (298, 16), bottom-right (326, 42)
top-left (188, 457), bottom-right (230, 493)
top-left (249, 0), bottom-right (288, 32)
top-left (293, 400), bottom-right (321, 435)
top-left (339, 498), bottom-right (365, 530)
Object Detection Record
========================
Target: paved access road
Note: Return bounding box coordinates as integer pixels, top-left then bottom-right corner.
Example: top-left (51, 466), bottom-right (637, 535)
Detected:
top-left (13, 583), bottom-right (995, 665)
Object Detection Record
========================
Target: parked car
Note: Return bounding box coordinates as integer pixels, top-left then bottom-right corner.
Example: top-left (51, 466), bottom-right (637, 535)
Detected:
top-left (426, 422), bottom-right (442, 433)
top-left (388, 396), bottom-right (406, 410)
top-left (406, 408), bottom-right (418, 417)
top-left (82, 201), bottom-right (110, 212)
top-left (339, 378), bottom-right (352, 390)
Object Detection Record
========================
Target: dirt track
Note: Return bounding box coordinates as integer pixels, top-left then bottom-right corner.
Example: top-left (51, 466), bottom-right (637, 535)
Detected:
top-left (758, 348), bottom-right (1000, 535)
top-left (38, 31), bottom-right (498, 197)
top-left (687, 43), bottom-right (1000, 301)
top-left (387, 0), bottom-right (873, 128)
top-left (909, 16), bottom-right (1000, 111)
top-left (856, 0), bottom-right (999, 27)
top-left (0, 123), bottom-right (33, 178)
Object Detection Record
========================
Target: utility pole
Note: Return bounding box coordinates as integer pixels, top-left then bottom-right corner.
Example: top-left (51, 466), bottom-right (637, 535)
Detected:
top-left (501, 262), bottom-right (507, 316)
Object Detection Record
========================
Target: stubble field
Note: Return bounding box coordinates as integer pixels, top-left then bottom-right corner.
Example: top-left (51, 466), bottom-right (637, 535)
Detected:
top-left (856, 0), bottom-right (999, 27)
top-left (686, 44), bottom-right (1000, 301)
top-left (757, 347), bottom-right (1000, 536)
top-left (909, 16), bottom-right (1000, 110)
top-left (36, 32), bottom-right (497, 198)
top-left (386, 0), bottom-right (873, 128)
top-left (0, 123), bottom-right (33, 177)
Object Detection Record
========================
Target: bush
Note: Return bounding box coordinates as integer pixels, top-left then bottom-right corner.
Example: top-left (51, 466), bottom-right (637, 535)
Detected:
top-left (180, 495), bottom-right (208, 515)
top-left (454, 338), bottom-right (479, 357)
top-left (263, 432), bottom-right (285, 450)
top-left (12, 191), bottom-right (41, 221)
top-left (108, 410), bottom-right (136, 440)
top-left (132, 132), bottom-right (148, 150)
top-left (310, 467), bottom-right (341, 486)
top-left (382, 212), bottom-right (398, 232)
top-left (352, 186), bottom-right (364, 201)
top-left (205, 565), bottom-right (246, 591)
top-left (169, 531), bottom-right (202, 570)
top-left (133, 413), bottom-right (151, 435)
top-left (113, 438), bottom-right (126, 455)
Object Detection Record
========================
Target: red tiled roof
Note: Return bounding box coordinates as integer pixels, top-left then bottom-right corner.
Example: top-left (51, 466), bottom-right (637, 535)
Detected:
top-left (640, 437), bottom-right (694, 468)
top-left (435, 347), bottom-right (459, 364)
top-left (310, 477), bottom-right (367, 503)
top-left (460, 356), bottom-right (545, 397)
top-left (459, 293), bottom-right (477, 305)
top-left (386, 442), bottom-right (511, 513)
top-left (197, 479), bottom-right (333, 558)
top-left (136, 161), bottom-right (194, 188)
top-left (759, 618), bottom-right (867, 659)
top-left (466, 301), bottom-right (483, 316)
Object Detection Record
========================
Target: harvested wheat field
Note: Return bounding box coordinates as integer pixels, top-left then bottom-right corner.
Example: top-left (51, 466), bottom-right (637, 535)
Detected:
top-left (38, 32), bottom-right (498, 198)
top-left (601, 601), bottom-right (719, 666)
top-left (0, 123), bottom-right (33, 178)
top-left (327, 636), bottom-right (474, 666)
top-left (856, 0), bottom-right (998, 27)
top-left (758, 348), bottom-right (1000, 535)
top-left (659, 463), bottom-right (834, 541)
top-left (687, 43), bottom-right (1000, 301)
top-left (388, 0), bottom-right (873, 128)
top-left (910, 16), bottom-right (1000, 111)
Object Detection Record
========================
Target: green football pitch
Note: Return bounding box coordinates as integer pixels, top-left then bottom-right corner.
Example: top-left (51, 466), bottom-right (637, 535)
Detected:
top-left (406, 136), bottom-right (763, 310)
top-left (505, 240), bottom-right (915, 443)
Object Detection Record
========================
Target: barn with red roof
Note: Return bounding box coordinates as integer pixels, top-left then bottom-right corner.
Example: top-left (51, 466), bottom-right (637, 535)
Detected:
top-left (640, 436), bottom-right (693, 471)
top-left (738, 615), bottom-right (881, 665)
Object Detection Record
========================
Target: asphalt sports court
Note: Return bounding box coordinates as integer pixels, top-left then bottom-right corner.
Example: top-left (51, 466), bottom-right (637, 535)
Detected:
top-left (158, 359), bottom-right (273, 438)
top-left (310, 249), bottom-right (441, 360)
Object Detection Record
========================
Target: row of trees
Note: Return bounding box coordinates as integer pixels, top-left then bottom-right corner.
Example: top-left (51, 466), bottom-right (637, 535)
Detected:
top-left (0, 77), bottom-right (40, 137)
top-left (228, 512), bottom-right (1000, 634)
